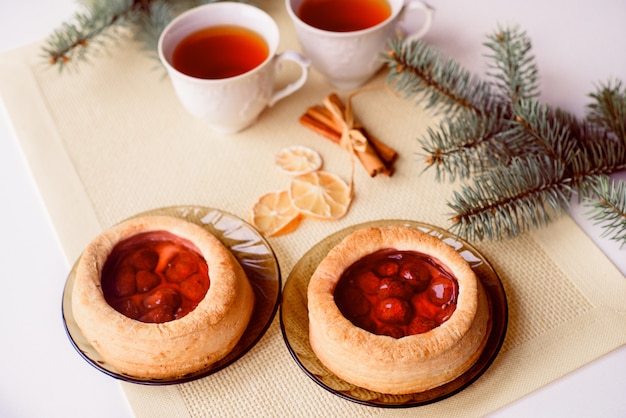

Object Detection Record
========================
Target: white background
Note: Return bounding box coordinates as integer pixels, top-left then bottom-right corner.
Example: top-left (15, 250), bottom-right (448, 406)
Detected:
top-left (1, 1), bottom-right (625, 417)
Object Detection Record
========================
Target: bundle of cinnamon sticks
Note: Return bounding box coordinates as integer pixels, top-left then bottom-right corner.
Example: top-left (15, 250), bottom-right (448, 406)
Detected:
top-left (299, 93), bottom-right (398, 177)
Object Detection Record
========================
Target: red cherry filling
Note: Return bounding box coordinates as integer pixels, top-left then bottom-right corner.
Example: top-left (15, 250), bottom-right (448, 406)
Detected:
top-left (101, 231), bottom-right (210, 323)
top-left (375, 297), bottom-right (413, 324)
top-left (334, 249), bottom-right (458, 338)
top-left (165, 252), bottom-right (199, 283)
top-left (378, 277), bottom-right (413, 300)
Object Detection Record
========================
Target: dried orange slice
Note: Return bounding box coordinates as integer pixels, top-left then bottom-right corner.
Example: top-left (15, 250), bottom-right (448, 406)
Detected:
top-left (275, 145), bottom-right (322, 175)
top-left (249, 190), bottom-right (303, 237)
top-left (289, 171), bottom-right (352, 220)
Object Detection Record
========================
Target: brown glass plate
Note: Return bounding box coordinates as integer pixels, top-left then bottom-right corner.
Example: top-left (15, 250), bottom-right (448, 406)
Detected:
top-left (279, 219), bottom-right (507, 407)
top-left (62, 206), bottom-right (281, 385)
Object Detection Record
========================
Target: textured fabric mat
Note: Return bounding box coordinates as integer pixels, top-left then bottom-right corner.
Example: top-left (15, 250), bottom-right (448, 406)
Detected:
top-left (1, 1), bottom-right (625, 416)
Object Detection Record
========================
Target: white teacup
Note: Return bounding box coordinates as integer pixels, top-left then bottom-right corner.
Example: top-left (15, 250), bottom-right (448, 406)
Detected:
top-left (159, 2), bottom-right (310, 133)
top-left (286, 0), bottom-right (434, 89)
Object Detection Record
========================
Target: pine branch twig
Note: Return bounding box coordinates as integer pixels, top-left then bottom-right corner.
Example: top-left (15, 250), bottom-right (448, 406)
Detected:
top-left (585, 175), bottom-right (626, 247)
top-left (42, 0), bottom-right (138, 69)
top-left (420, 109), bottom-right (511, 181)
top-left (483, 25), bottom-right (540, 107)
top-left (448, 155), bottom-right (573, 241)
top-left (587, 79), bottom-right (626, 146)
top-left (383, 38), bottom-right (497, 116)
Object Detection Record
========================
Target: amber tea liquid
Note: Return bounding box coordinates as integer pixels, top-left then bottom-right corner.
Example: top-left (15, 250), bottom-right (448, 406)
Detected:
top-left (297, 0), bottom-right (391, 32)
top-left (172, 25), bottom-right (269, 79)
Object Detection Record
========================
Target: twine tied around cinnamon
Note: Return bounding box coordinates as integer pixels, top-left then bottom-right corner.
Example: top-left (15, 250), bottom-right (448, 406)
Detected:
top-left (299, 87), bottom-right (398, 178)
top-left (323, 95), bottom-right (369, 155)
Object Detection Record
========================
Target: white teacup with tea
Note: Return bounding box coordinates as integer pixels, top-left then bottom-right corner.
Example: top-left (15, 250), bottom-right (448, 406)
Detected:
top-left (159, 2), bottom-right (310, 133)
top-left (286, 0), bottom-right (434, 89)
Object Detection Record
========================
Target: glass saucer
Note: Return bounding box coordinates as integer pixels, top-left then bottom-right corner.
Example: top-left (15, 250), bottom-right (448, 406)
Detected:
top-left (280, 219), bottom-right (507, 407)
top-left (62, 206), bottom-right (281, 385)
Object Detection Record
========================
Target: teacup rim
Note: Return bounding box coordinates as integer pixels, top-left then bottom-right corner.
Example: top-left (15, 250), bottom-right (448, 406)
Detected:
top-left (285, 0), bottom-right (405, 37)
top-left (157, 2), bottom-right (278, 83)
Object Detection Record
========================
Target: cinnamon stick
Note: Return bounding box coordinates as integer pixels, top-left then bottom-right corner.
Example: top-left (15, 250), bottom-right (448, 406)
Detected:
top-left (298, 113), bottom-right (339, 143)
top-left (363, 129), bottom-right (398, 168)
top-left (326, 94), bottom-right (396, 175)
top-left (299, 94), bottom-right (398, 176)
top-left (300, 109), bottom-right (387, 176)
top-left (309, 105), bottom-right (339, 133)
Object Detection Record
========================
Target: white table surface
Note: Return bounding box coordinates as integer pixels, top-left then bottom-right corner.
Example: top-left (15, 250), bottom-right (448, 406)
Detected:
top-left (1, 1), bottom-right (624, 417)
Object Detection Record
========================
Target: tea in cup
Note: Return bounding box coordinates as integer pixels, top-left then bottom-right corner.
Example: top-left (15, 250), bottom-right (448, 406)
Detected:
top-left (286, 0), bottom-right (434, 89)
top-left (159, 2), bottom-right (310, 133)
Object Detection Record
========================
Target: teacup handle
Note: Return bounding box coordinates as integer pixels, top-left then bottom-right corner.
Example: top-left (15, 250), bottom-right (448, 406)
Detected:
top-left (269, 51), bottom-right (311, 107)
top-left (400, 0), bottom-right (435, 43)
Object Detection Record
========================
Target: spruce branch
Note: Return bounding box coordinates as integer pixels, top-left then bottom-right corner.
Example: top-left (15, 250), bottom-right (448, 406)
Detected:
top-left (448, 155), bottom-right (573, 241)
top-left (505, 99), bottom-right (578, 165)
top-left (585, 176), bottom-right (626, 247)
top-left (420, 109), bottom-right (511, 181)
top-left (483, 25), bottom-right (540, 107)
top-left (383, 38), bottom-right (497, 116)
top-left (385, 25), bottom-right (626, 243)
top-left (133, 0), bottom-right (176, 58)
top-left (42, 0), bottom-right (138, 69)
top-left (570, 93), bottom-right (626, 196)
top-left (587, 79), bottom-right (626, 145)
top-left (568, 132), bottom-right (626, 197)
top-left (42, 0), bottom-right (238, 70)
top-left (134, 0), bottom-right (224, 58)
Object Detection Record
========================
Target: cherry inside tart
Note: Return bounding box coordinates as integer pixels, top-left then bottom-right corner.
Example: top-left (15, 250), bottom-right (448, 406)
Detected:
top-left (334, 249), bottom-right (458, 339)
top-left (72, 215), bottom-right (255, 379)
top-left (101, 231), bottom-right (211, 324)
top-left (307, 225), bottom-right (490, 394)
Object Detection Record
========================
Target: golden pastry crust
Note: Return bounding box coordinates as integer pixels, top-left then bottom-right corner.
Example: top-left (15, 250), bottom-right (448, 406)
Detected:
top-left (72, 215), bottom-right (254, 379)
top-left (307, 225), bottom-right (490, 394)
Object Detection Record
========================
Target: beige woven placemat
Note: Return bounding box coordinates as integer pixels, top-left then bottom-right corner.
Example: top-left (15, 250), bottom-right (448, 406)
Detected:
top-left (1, 1), bottom-right (625, 416)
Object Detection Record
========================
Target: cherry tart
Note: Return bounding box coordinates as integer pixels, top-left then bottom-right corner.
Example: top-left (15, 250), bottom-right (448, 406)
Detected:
top-left (307, 225), bottom-right (490, 394)
top-left (72, 215), bottom-right (254, 380)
